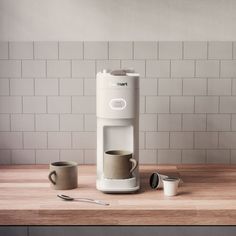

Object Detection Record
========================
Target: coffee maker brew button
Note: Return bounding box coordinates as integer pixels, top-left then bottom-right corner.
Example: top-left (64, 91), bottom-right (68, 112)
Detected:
top-left (109, 98), bottom-right (126, 110)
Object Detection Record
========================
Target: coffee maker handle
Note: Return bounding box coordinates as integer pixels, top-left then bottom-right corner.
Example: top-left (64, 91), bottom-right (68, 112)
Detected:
top-left (129, 159), bottom-right (138, 173)
top-left (48, 171), bottom-right (56, 185)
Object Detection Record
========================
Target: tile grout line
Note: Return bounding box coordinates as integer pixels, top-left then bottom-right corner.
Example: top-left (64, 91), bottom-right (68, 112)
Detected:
top-left (193, 131), bottom-right (195, 149)
top-left (232, 42), bottom-right (234, 59)
top-left (9, 113), bottom-right (12, 132)
top-left (34, 149), bottom-right (36, 164)
top-left (83, 149), bottom-right (85, 164)
top-left (207, 41), bottom-right (209, 59)
top-left (46, 96), bottom-right (48, 114)
top-left (218, 95), bottom-right (220, 114)
top-left (156, 113), bottom-right (158, 131)
top-left (180, 149), bottom-right (183, 164)
top-left (59, 112), bottom-right (61, 132)
top-left (231, 78), bottom-right (233, 96)
top-left (70, 130), bottom-right (72, 151)
top-left (206, 77), bottom-right (209, 97)
top-left (219, 60), bottom-right (221, 78)
top-left (144, 95), bottom-right (146, 113)
top-left (34, 113), bottom-right (36, 133)
top-left (83, 113), bottom-right (85, 132)
top-left (230, 110), bottom-right (232, 131)
top-left (107, 41), bottom-right (109, 60)
top-left (57, 41), bottom-right (59, 59)
top-left (7, 41), bottom-right (10, 59)
top-left (8, 77), bottom-right (11, 97)
top-left (45, 60), bottom-right (47, 78)
top-left (33, 41), bottom-right (35, 59)
top-left (71, 95), bottom-right (73, 116)
top-left (70, 59), bottom-right (72, 78)
top-left (22, 131), bottom-right (24, 151)
top-left (156, 77), bottom-right (159, 96)
top-left (132, 41), bottom-right (134, 60)
top-left (144, 59), bottom-right (146, 77)
top-left (143, 131), bottom-right (146, 151)
top-left (58, 77), bottom-right (60, 96)
top-left (168, 131), bottom-right (170, 149)
top-left (46, 131), bottom-right (49, 149)
top-left (206, 113), bottom-right (208, 132)
top-left (82, 41), bottom-right (84, 60)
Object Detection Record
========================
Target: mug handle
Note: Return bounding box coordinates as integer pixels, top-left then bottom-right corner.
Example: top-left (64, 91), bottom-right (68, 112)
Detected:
top-left (129, 159), bottom-right (138, 173)
top-left (48, 171), bottom-right (56, 185)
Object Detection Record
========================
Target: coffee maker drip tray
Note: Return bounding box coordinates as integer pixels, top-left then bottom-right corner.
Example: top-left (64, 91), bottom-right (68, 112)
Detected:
top-left (96, 177), bottom-right (139, 193)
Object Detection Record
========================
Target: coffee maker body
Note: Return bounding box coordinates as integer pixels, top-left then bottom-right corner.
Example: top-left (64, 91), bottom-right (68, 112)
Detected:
top-left (96, 70), bottom-right (140, 193)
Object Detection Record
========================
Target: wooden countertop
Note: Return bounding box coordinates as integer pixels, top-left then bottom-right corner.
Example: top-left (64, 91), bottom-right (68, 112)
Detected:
top-left (0, 164), bottom-right (236, 225)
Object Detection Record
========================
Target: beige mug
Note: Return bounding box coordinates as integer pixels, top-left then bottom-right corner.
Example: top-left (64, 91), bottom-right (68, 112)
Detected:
top-left (48, 161), bottom-right (78, 190)
top-left (104, 150), bottom-right (138, 179)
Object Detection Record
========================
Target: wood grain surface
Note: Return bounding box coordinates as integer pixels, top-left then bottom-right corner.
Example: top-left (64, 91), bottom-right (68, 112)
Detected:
top-left (0, 164), bottom-right (236, 225)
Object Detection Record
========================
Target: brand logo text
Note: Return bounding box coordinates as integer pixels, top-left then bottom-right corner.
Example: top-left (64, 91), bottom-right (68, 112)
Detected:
top-left (116, 82), bottom-right (128, 86)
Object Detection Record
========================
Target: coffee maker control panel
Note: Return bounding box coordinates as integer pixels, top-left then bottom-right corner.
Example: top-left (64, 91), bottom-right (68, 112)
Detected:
top-left (97, 70), bottom-right (139, 119)
top-left (109, 98), bottom-right (127, 110)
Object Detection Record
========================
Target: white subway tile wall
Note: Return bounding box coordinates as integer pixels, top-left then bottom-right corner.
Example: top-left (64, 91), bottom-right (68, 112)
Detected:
top-left (47, 60), bottom-right (71, 77)
top-left (9, 42), bottom-right (33, 59)
top-left (0, 79), bottom-right (9, 96)
top-left (0, 114), bottom-right (10, 131)
top-left (59, 42), bottom-right (83, 59)
top-left (0, 41), bottom-right (236, 164)
top-left (84, 42), bottom-right (108, 60)
top-left (183, 42), bottom-right (207, 59)
top-left (34, 42), bottom-right (58, 60)
top-left (0, 42), bottom-right (8, 59)
top-left (121, 60), bottom-right (145, 77)
top-left (36, 150), bottom-right (59, 164)
top-left (22, 60), bottom-right (46, 77)
top-left (0, 60), bottom-right (21, 77)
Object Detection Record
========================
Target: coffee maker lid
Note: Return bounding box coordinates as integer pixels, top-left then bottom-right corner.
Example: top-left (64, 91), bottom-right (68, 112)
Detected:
top-left (110, 69), bottom-right (134, 76)
top-left (97, 69), bottom-right (139, 89)
top-left (101, 69), bottom-right (139, 77)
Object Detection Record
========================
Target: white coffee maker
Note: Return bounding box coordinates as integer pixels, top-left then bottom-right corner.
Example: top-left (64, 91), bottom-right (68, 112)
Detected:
top-left (96, 69), bottom-right (140, 193)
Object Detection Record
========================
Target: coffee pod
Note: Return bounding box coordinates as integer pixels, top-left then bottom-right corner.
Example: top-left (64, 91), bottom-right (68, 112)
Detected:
top-left (163, 177), bottom-right (180, 196)
top-left (149, 172), bottom-right (168, 189)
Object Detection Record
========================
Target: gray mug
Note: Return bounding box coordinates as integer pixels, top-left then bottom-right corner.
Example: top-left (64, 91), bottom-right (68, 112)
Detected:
top-left (104, 150), bottom-right (138, 179)
top-left (48, 161), bottom-right (78, 190)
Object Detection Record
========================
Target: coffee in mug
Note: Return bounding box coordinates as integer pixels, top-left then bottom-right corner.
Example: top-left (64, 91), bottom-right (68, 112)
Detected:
top-left (104, 150), bottom-right (138, 179)
top-left (48, 161), bottom-right (78, 190)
